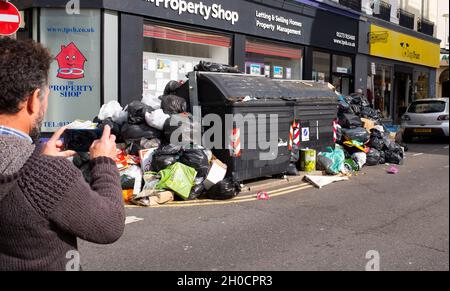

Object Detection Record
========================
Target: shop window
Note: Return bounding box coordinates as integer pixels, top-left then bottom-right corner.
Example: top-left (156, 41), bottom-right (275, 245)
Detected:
top-left (414, 71), bottom-right (430, 100)
top-left (16, 10), bottom-right (32, 40)
top-left (367, 63), bottom-right (392, 119)
top-left (143, 23), bottom-right (231, 98)
top-left (245, 38), bottom-right (303, 80)
top-left (40, 9), bottom-right (101, 132)
top-left (312, 51), bottom-right (331, 83)
top-left (332, 55), bottom-right (352, 75)
top-left (332, 54), bottom-right (353, 95)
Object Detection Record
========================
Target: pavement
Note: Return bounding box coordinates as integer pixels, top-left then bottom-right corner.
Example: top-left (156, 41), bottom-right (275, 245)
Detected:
top-left (79, 139), bottom-right (449, 271)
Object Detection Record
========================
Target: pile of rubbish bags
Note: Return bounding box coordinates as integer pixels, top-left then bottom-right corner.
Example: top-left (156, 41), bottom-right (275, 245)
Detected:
top-left (316, 92), bottom-right (407, 176)
top-left (78, 80), bottom-right (240, 207)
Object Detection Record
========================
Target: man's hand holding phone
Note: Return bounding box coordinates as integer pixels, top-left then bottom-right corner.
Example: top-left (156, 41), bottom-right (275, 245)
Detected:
top-left (42, 126), bottom-right (77, 158)
top-left (43, 125), bottom-right (116, 160)
top-left (89, 125), bottom-right (117, 160)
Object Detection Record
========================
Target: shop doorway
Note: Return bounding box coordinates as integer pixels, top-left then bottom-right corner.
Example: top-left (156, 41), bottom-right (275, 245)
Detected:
top-left (443, 80), bottom-right (450, 97)
top-left (393, 71), bottom-right (413, 124)
top-left (332, 74), bottom-right (353, 96)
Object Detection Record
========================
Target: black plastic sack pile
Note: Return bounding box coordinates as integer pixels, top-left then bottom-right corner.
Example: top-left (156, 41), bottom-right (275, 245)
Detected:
top-left (342, 127), bottom-right (370, 144)
top-left (366, 148), bottom-right (381, 166)
top-left (195, 61), bottom-right (241, 74)
top-left (368, 128), bottom-right (386, 151)
top-left (189, 182), bottom-right (206, 201)
top-left (385, 142), bottom-right (404, 165)
top-left (127, 101), bottom-right (153, 125)
top-left (348, 93), bottom-right (383, 122)
top-left (164, 113), bottom-right (201, 146)
top-left (180, 149), bottom-right (210, 178)
top-left (121, 123), bottom-right (161, 141)
top-left (151, 144), bottom-right (182, 172)
top-left (95, 117), bottom-right (122, 140)
top-left (163, 80), bottom-right (182, 96)
top-left (338, 113), bottom-right (363, 129)
top-left (367, 128), bottom-right (404, 165)
top-left (160, 95), bottom-right (187, 115)
top-left (205, 179), bottom-right (241, 200)
top-left (337, 94), bottom-right (383, 141)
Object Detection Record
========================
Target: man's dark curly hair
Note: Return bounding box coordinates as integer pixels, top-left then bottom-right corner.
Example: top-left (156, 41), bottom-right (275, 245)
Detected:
top-left (0, 38), bottom-right (52, 114)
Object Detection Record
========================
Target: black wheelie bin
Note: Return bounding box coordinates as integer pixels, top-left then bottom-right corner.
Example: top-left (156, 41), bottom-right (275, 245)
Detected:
top-left (275, 80), bottom-right (339, 152)
top-left (176, 72), bottom-right (295, 182)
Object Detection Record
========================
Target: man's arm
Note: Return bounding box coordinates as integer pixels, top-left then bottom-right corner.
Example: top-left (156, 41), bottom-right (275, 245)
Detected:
top-left (40, 125), bottom-right (125, 244)
top-left (48, 157), bottom-right (125, 244)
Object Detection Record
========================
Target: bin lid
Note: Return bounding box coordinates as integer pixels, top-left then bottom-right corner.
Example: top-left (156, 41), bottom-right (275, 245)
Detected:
top-left (198, 73), bottom-right (285, 101)
top-left (274, 80), bottom-right (338, 103)
top-left (195, 73), bottom-right (338, 104)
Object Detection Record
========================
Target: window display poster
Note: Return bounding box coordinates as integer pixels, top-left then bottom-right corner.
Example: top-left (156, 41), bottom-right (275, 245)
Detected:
top-left (250, 63), bottom-right (262, 75)
top-left (40, 9), bottom-right (101, 132)
top-left (143, 52), bottom-right (213, 99)
top-left (286, 68), bottom-right (292, 79)
top-left (149, 59), bottom-right (157, 71)
top-left (157, 59), bottom-right (171, 72)
top-left (274, 66), bottom-right (284, 79)
top-left (185, 62), bottom-right (194, 73)
top-left (170, 61), bottom-right (179, 81)
top-left (143, 57), bottom-right (149, 71)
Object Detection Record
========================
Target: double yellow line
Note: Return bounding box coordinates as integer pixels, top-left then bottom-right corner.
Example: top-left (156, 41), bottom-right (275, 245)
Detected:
top-left (126, 182), bottom-right (313, 208)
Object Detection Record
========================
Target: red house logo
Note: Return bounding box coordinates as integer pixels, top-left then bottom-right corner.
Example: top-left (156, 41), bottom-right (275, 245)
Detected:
top-left (55, 42), bottom-right (87, 79)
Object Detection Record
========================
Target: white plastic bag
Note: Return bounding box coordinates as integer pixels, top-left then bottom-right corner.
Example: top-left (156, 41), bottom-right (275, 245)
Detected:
top-left (98, 101), bottom-right (123, 121)
top-left (352, 152), bottom-right (367, 170)
top-left (142, 94), bottom-right (161, 110)
top-left (145, 109), bottom-right (170, 130)
top-left (112, 110), bottom-right (128, 125)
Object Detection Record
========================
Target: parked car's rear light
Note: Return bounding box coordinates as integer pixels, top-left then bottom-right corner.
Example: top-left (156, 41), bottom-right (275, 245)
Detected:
top-left (437, 115), bottom-right (449, 121)
top-left (402, 115), bottom-right (411, 121)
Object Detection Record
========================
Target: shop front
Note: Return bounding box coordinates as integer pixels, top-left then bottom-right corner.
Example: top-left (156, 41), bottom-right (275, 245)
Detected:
top-left (357, 22), bottom-right (440, 124)
top-left (14, 0), bottom-right (358, 132)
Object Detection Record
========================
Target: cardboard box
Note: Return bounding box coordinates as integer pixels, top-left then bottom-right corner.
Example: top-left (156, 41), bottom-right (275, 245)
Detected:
top-left (361, 118), bottom-right (376, 131)
top-left (204, 159), bottom-right (228, 190)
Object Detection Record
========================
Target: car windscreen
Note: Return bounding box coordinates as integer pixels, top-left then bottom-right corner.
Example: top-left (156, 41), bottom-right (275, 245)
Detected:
top-left (408, 101), bottom-right (447, 114)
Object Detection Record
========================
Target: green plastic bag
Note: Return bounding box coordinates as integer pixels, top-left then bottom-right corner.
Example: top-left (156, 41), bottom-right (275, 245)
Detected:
top-left (318, 146), bottom-right (345, 175)
top-left (156, 163), bottom-right (197, 200)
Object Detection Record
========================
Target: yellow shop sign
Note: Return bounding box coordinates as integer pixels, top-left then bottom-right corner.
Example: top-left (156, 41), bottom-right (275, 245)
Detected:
top-left (369, 24), bottom-right (440, 68)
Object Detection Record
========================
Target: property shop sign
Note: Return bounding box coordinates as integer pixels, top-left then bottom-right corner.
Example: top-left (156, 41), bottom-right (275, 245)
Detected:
top-left (140, 0), bottom-right (358, 53)
top-left (39, 9), bottom-right (101, 132)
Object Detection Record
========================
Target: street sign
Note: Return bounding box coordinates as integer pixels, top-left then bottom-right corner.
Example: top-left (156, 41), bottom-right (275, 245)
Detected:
top-left (0, 1), bottom-right (20, 36)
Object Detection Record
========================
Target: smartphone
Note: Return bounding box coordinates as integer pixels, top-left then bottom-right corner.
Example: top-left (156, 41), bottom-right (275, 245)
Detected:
top-left (63, 128), bottom-right (103, 152)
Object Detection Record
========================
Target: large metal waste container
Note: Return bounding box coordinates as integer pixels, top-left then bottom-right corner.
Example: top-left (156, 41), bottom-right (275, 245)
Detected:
top-left (176, 73), bottom-right (338, 181)
top-left (275, 80), bottom-right (339, 152)
top-left (176, 72), bottom-right (294, 182)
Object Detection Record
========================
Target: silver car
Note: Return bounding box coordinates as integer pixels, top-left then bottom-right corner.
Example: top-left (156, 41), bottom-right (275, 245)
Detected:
top-left (401, 98), bottom-right (449, 142)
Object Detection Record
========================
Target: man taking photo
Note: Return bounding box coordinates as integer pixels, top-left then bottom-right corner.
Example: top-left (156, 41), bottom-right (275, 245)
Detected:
top-left (0, 38), bottom-right (125, 271)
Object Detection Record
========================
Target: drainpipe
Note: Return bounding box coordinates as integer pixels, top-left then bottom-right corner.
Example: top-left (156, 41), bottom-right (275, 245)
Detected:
top-left (421, 0), bottom-right (425, 21)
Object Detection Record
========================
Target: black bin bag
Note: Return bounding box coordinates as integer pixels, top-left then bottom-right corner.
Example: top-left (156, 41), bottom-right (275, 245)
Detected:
top-left (161, 95), bottom-right (187, 115)
top-left (366, 148), bottom-right (381, 166)
top-left (180, 149), bottom-right (210, 178)
top-left (206, 179), bottom-right (241, 200)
